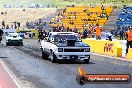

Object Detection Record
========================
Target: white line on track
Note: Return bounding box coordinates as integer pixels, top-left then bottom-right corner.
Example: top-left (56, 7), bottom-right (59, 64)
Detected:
top-left (0, 60), bottom-right (24, 88)
top-left (92, 53), bottom-right (132, 62)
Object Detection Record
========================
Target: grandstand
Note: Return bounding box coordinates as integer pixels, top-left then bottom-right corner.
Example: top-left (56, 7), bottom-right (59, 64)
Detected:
top-left (48, 5), bottom-right (113, 32)
top-left (116, 6), bottom-right (132, 27)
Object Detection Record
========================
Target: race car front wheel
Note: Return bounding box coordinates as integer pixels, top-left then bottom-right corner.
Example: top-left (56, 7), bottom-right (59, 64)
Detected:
top-left (20, 43), bottom-right (23, 46)
top-left (6, 42), bottom-right (10, 46)
top-left (42, 51), bottom-right (48, 59)
top-left (84, 55), bottom-right (90, 64)
top-left (50, 50), bottom-right (58, 63)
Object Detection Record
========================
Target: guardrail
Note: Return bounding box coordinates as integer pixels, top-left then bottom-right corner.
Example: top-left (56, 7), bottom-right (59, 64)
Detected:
top-left (82, 38), bottom-right (122, 57)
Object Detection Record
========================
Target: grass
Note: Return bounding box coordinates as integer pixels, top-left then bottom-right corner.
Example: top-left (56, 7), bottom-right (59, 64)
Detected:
top-left (0, 8), bottom-right (56, 28)
top-left (0, 0), bottom-right (131, 8)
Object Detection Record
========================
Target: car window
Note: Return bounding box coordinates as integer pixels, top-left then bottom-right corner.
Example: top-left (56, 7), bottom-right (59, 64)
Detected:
top-left (47, 33), bottom-right (52, 42)
top-left (54, 34), bottom-right (81, 42)
top-left (8, 34), bottom-right (19, 37)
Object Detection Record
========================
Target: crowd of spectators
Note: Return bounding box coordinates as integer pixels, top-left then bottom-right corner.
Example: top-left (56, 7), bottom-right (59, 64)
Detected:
top-left (1, 20), bottom-right (21, 29)
top-left (25, 19), bottom-right (47, 30)
top-left (116, 6), bottom-right (132, 26)
top-left (49, 4), bottom-right (110, 36)
top-left (51, 23), bottom-right (103, 40)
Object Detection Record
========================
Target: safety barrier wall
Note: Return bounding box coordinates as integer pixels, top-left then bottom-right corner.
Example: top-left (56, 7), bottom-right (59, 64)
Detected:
top-left (82, 39), bottom-right (122, 57)
top-left (16, 29), bottom-right (38, 39)
top-left (127, 48), bottom-right (132, 60)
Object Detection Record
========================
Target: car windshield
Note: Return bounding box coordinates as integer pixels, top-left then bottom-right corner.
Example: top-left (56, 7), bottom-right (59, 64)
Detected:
top-left (54, 34), bottom-right (81, 42)
top-left (8, 33), bottom-right (19, 37)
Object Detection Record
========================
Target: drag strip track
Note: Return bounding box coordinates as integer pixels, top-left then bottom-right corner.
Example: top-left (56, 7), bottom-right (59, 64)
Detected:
top-left (15, 46), bottom-right (42, 59)
top-left (1, 43), bottom-right (132, 88)
top-left (15, 45), bottom-right (132, 88)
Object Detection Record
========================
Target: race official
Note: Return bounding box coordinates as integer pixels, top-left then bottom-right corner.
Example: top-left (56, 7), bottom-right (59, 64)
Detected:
top-left (38, 30), bottom-right (44, 43)
top-left (125, 26), bottom-right (132, 54)
top-left (94, 24), bottom-right (103, 40)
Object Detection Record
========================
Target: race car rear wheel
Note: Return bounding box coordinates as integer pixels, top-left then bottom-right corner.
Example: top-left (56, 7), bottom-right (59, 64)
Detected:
top-left (50, 50), bottom-right (57, 63)
top-left (84, 59), bottom-right (89, 63)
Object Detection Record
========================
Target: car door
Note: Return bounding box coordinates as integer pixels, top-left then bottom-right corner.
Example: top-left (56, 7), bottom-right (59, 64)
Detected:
top-left (44, 33), bottom-right (53, 54)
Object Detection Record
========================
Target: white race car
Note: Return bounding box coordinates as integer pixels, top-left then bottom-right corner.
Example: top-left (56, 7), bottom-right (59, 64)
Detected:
top-left (40, 32), bottom-right (91, 63)
top-left (6, 33), bottom-right (23, 46)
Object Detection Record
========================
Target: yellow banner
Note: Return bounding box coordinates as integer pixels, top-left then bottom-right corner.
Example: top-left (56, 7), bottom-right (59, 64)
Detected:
top-left (82, 39), bottom-right (122, 57)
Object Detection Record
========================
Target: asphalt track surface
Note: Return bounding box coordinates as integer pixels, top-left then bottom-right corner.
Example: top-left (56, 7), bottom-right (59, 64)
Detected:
top-left (0, 39), bottom-right (132, 88)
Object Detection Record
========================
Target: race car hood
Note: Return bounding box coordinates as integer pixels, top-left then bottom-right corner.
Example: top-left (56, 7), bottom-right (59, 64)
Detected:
top-left (55, 42), bottom-right (90, 47)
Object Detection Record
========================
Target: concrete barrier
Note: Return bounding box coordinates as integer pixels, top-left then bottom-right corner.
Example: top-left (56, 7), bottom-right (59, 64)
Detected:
top-left (127, 48), bottom-right (132, 60)
top-left (82, 38), bottom-right (122, 57)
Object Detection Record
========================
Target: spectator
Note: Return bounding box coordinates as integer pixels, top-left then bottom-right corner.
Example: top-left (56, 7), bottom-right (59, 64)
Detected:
top-left (38, 30), bottom-right (44, 43)
top-left (61, 24), bottom-right (64, 31)
top-left (69, 28), bottom-right (72, 32)
top-left (2, 20), bottom-right (5, 29)
top-left (83, 9), bottom-right (87, 12)
top-left (26, 21), bottom-right (29, 28)
top-left (71, 4), bottom-right (74, 7)
top-left (94, 23), bottom-right (103, 40)
top-left (120, 29), bottom-right (124, 40)
top-left (0, 29), bottom-right (3, 43)
top-left (69, 20), bottom-right (74, 25)
top-left (66, 5), bottom-right (69, 7)
top-left (17, 22), bottom-right (20, 29)
top-left (43, 22), bottom-right (46, 26)
top-left (101, 5), bottom-right (105, 11)
top-left (66, 27), bottom-right (69, 32)
top-left (117, 26), bottom-right (121, 30)
top-left (39, 19), bottom-right (42, 24)
top-left (110, 29), bottom-right (114, 35)
top-left (73, 26), bottom-right (78, 33)
top-left (115, 31), bottom-right (117, 37)
top-left (74, 14), bottom-right (77, 19)
top-left (123, 5), bottom-right (127, 9)
top-left (63, 8), bottom-right (66, 13)
top-left (53, 26), bottom-right (57, 32)
top-left (13, 21), bottom-right (17, 29)
top-left (47, 4), bottom-right (50, 8)
top-left (23, 9), bottom-right (25, 11)
top-left (6, 25), bottom-right (9, 29)
top-left (125, 26), bottom-right (132, 54)
top-left (51, 5), bottom-right (54, 8)
top-left (82, 29), bottom-right (88, 39)
top-left (11, 25), bottom-right (13, 29)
